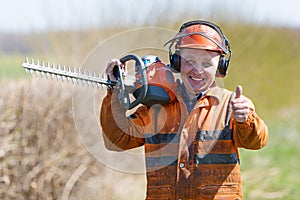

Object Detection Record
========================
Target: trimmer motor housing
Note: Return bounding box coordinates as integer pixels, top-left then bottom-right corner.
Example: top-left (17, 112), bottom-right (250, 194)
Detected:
top-left (133, 61), bottom-right (177, 107)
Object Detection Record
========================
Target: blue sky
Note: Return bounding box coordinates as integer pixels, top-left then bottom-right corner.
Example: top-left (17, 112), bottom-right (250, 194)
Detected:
top-left (1, 0), bottom-right (299, 33)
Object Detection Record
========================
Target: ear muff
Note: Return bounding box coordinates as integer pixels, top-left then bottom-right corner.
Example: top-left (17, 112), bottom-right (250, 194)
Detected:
top-left (217, 55), bottom-right (229, 77)
top-left (217, 38), bottom-right (231, 77)
top-left (169, 50), bottom-right (181, 73)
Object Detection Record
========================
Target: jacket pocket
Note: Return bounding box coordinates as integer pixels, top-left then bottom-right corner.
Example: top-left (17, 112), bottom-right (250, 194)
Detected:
top-left (146, 185), bottom-right (171, 200)
top-left (197, 184), bottom-right (242, 199)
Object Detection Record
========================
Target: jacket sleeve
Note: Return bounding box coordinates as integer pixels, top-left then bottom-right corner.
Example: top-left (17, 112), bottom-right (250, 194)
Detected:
top-left (100, 90), bottom-right (147, 151)
top-left (232, 100), bottom-right (269, 150)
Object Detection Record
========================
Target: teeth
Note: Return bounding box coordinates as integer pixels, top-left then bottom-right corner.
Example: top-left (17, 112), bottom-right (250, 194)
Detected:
top-left (190, 76), bottom-right (203, 81)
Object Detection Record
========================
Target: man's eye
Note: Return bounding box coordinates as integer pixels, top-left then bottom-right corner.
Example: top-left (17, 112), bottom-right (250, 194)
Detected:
top-left (203, 62), bottom-right (212, 68)
top-left (184, 59), bottom-right (196, 65)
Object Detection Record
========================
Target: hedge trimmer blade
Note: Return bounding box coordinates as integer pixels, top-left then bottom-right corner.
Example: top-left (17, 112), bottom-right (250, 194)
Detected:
top-left (22, 54), bottom-right (147, 110)
top-left (21, 57), bottom-right (116, 88)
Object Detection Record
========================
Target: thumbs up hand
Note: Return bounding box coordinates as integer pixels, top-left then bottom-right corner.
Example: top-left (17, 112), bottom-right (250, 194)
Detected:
top-left (231, 85), bottom-right (250, 123)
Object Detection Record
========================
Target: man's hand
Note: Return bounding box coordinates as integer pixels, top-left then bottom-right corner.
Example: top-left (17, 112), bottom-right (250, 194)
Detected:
top-left (106, 59), bottom-right (125, 82)
top-left (231, 85), bottom-right (250, 123)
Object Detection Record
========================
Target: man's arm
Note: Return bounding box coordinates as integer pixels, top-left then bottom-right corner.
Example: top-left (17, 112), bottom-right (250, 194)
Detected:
top-left (100, 91), bottom-right (146, 151)
top-left (232, 109), bottom-right (269, 149)
top-left (231, 85), bottom-right (268, 149)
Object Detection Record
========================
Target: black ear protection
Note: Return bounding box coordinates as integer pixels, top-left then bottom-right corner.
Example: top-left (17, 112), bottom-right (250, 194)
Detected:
top-left (167, 20), bottom-right (232, 77)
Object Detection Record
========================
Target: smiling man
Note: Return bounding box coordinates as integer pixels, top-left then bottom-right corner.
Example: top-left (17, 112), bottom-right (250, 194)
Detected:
top-left (101, 20), bottom-right (269, 199)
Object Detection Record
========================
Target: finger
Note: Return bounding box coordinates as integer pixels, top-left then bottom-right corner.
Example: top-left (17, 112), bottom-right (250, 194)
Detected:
top-left (232, 108), bottom-right (249, 115)
top-left (231, 103), bottom-right (248, 111)
top-left (232, 114), bottom-right (248, 123)
top-left (235, 85), bottom-right (243, 99)
top-left (106, 61), bottom-right (115, 73)
top-left (107, 59), bottom-right (119, 69)
top-left (106, 59), bottom-right (122, 81)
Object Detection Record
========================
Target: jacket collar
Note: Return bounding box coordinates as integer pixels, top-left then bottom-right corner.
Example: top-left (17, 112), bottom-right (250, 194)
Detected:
top-left (177, 81), bottom-right (222, 108)
top-left (196, 86), bottom-right (221, 108)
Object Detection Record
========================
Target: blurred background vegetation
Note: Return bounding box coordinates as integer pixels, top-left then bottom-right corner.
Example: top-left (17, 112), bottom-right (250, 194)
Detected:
top-left (1, 1), bottom-right (300, 199)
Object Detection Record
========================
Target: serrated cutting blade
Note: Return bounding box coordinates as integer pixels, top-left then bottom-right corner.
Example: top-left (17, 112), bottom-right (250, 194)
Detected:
top-left (21, 57), bottom-right (116, 87)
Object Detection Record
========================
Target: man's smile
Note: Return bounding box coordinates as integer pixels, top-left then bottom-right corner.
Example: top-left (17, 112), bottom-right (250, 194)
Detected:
top-left (189, 75), bottom-right (204, 82)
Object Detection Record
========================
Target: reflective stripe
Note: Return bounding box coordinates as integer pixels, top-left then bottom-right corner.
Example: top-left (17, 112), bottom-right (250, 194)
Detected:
top-left (194, 153), bottom-right (239, 165)
top-left (196, 129), bottom-right (232, 141)
top-left (145, 154), bottom-right (239, 169)
top-left (145, 133), bottom-right (180, 144)
top-left (194, 140), bottom-right (237, 154)
top-left (146, 156), bottom-right (178, 168)
top-left (145, 129), bottom-right (232, 144)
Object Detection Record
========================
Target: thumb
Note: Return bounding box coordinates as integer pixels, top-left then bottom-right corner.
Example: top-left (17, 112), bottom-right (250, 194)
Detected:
top-left (235, 85), bottom-right (243, 99)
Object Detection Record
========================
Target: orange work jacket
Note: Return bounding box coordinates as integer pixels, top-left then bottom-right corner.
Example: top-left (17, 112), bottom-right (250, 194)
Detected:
top-left (100, 85), bottom-right (268, 199)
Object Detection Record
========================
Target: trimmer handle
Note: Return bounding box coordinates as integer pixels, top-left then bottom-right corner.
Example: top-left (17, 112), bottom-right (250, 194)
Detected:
top-left (118, 54), bottom-right (148, 110)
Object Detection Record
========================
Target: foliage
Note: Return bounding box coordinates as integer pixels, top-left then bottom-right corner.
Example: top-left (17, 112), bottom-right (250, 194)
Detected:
top-left (0, 80), bottom-right (145, 199)
top-left (0, 23), bottom-right (300, 199)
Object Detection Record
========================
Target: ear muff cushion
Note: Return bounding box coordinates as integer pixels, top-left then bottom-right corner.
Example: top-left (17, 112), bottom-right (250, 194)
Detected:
top-left (217, 55), bottom-right (229, 77)
top-left (170, 50), bottom-right (181, 73)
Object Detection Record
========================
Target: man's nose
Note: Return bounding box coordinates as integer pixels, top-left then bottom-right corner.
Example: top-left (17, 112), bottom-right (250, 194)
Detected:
top-left (192, 65), bottom-right (204, 74)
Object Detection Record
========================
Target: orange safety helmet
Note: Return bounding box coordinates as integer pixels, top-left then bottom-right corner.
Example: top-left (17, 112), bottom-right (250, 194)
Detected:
top-left (177, 24), bottom-right (225, 53)
top-left (165, 20), bottom-right (229, 54)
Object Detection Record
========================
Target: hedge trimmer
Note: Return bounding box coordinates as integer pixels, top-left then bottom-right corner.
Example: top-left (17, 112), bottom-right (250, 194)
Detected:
top-left (22, 54), bottom-right (177, 110)
top-left (22, 54), bottom-right (148, 110)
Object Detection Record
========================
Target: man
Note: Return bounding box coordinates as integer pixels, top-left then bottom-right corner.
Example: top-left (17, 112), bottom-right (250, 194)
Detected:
top-left (100, 20), bottom-right (268, 199)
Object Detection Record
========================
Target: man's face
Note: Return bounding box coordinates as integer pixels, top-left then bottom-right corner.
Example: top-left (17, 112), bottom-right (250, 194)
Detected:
top-left (180, 48), bottom-right (220, 96)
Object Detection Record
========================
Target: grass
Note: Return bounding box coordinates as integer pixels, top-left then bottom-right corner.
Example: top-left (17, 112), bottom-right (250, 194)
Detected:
top-left (223, 25), bottom-right (300, 122)
top-left (0, 54), bottom-right (26, 79)
top-left (240, 121), bottom-right (300, 199)
top-left (221, 25), bottom-right (300, 199)
top-left (1, 23), bottom-right (300, 199)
